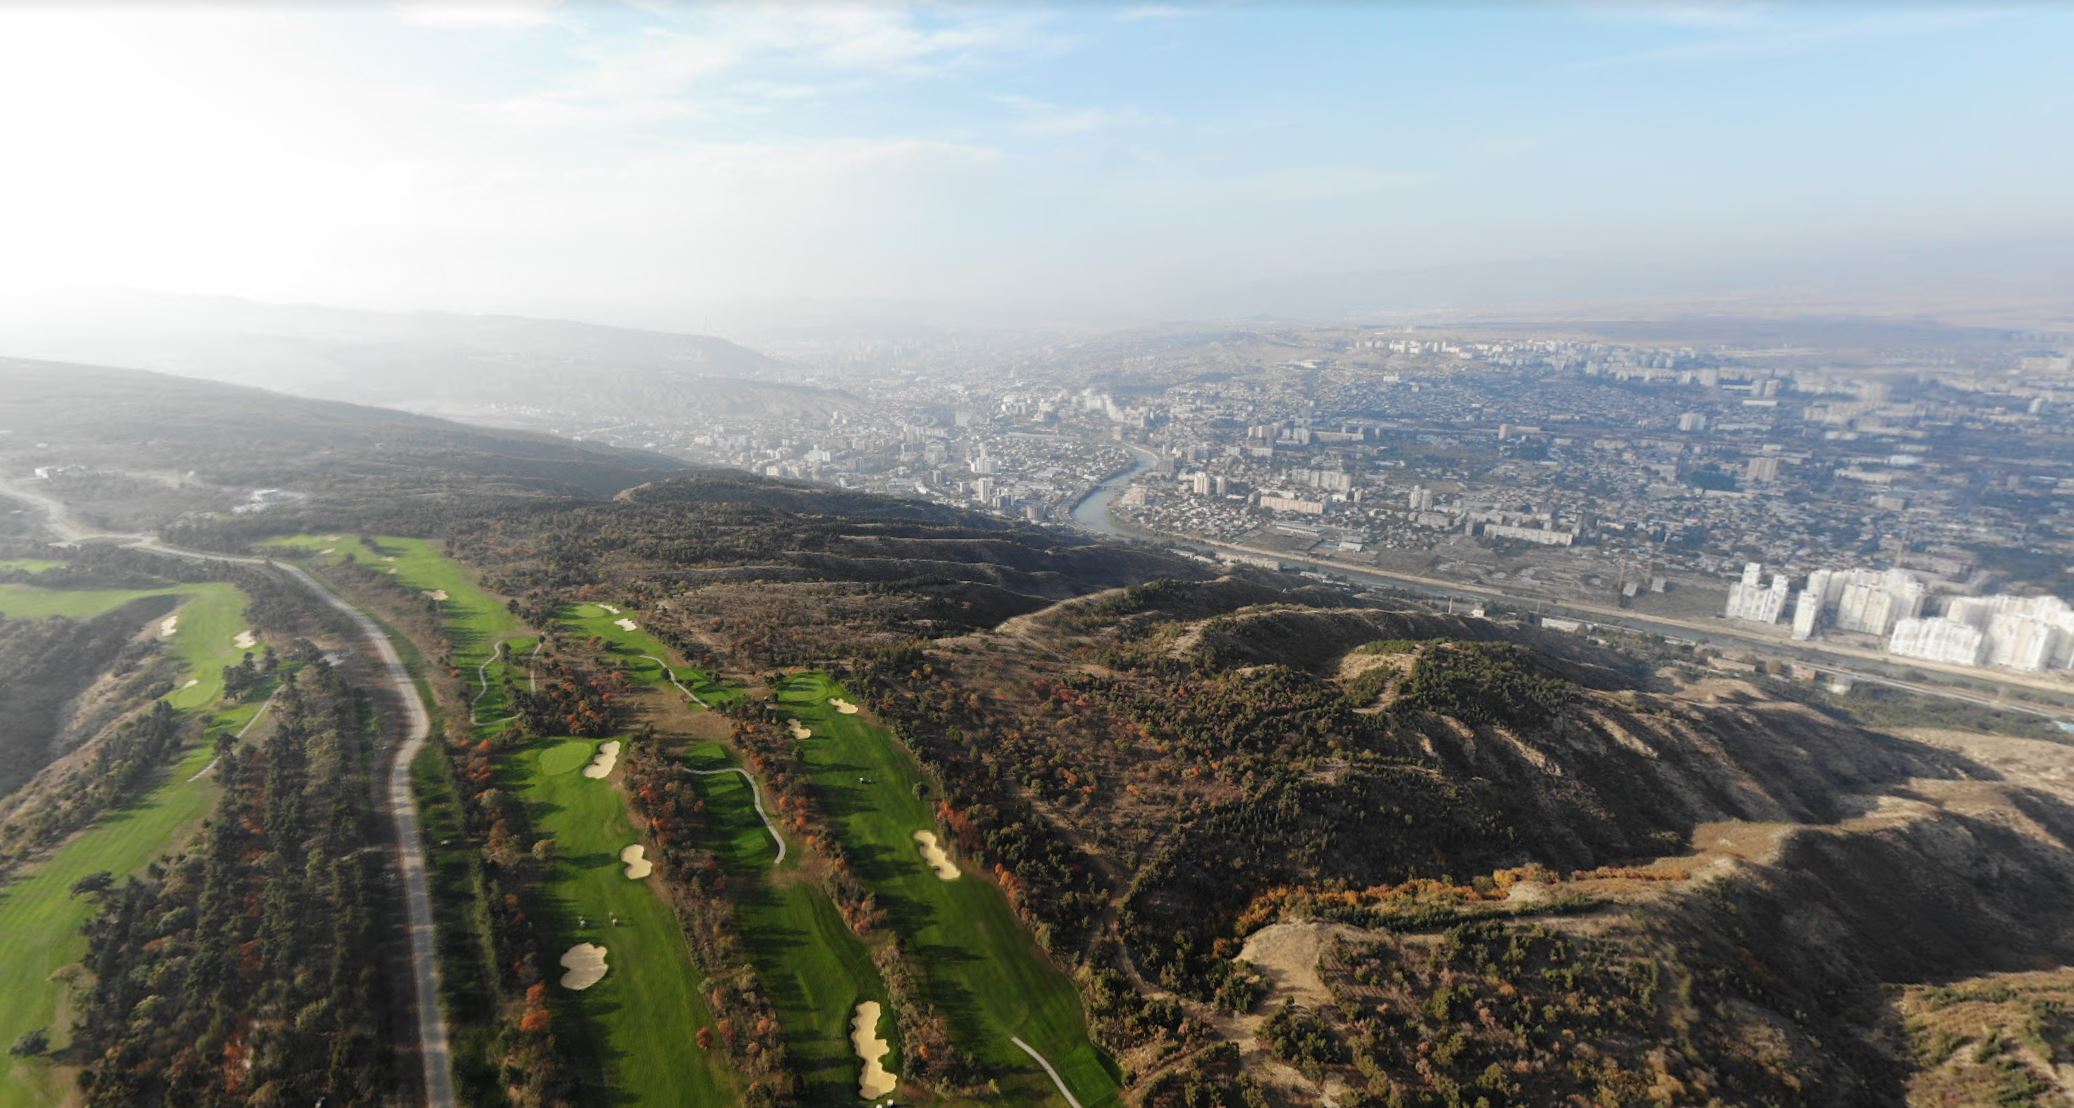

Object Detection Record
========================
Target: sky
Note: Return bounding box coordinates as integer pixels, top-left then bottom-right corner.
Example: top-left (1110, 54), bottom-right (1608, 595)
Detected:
top-left (0, 1), bottom-right (2070, 330)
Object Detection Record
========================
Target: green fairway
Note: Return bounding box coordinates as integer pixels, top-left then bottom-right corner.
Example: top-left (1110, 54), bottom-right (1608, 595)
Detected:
top-left (684, 741), bottom-right (891, 1104)
top-left (0, 582), bottom-right (189, 620)
top-left (0, 559), bottom-right (63, 574)
top-left (563, 601), bottom-right (738, 708)
top-left (510, 737), bottom-right (736, 1106)
top-left (777, 673), bottom-right (1121, 1107)
top-left (266, 537), bottom-right (736, 1104)
top-left (0, 582), bottom-right (261, 1108)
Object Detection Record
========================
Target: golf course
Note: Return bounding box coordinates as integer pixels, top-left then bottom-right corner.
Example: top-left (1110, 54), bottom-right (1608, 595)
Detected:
top-left (0, 580), bottom-right (267, 1108)
top-left (773, 672), bottom-right (1122, 1107)
top-left (265, 536), bottom-right (738, 1105)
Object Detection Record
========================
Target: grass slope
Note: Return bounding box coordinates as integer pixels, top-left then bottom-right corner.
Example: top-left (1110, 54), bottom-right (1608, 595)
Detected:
top-left (0, 582), bottom-right (260, 1108)
top-left (265, 536), bottom-right (736, 1105)
top-left (779, 673), bottom-right (1121, 1106)
top-left (684, 740), bottom-right (893, 1104)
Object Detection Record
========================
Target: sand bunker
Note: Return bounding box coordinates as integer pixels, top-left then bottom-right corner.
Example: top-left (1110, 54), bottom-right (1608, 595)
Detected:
top-left (613, 617), bottom-right (638, 632)
top-left (427, 589), bottom-right (448, 601)
top-left (620, 844), bottom-right (652, 879)
top-left (582, 740), bottom-right (622, 779)
top-left (158, 615), bottom-right (179, 639)
top-left (180, 678), bottom-right (199, 690)
top-left (851, 1000), bottom-right (896, 1099)
top-left (234, 630), bottom-right (256, 649)
top-left (381, 555), bottom-right (397, 562)
top-left (788, 719), bottom-right (813, 740)
top-left (559, 943), bottom-right (609, 990)
top-left (913, 831), bottom-right (960, 880)
top-left (597, 603), bottom-right (620, 614)
top-left (829, 697), bottom-right (859, 715)
top-left (318, 547), bottom-right (335, 555)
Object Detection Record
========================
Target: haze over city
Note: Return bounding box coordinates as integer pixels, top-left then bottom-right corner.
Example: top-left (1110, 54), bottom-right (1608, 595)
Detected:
top-left (5, 4), bottom-right (2074, 1107)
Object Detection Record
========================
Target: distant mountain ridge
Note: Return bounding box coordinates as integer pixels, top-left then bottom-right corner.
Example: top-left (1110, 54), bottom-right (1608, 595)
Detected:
top-left (0, 292), bottom-right (834, 427)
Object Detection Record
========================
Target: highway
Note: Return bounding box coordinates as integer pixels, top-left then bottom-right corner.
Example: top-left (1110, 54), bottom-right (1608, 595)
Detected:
top-left (1063, 467), bottom-right (2074, 723)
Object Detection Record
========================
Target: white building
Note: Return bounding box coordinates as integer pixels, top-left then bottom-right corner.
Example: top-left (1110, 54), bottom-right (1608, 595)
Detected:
top-left (1725, 562), bottom-right (1791, 624)
top-left (1889, 617), bottom-right (1986, 666)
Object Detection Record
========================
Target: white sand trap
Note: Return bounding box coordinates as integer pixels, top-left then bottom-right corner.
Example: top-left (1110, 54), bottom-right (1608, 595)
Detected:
top-left (318, 547), bottom-right (335, 555)
top-left (583, 740), bottom-right (622, 779)
top-left (788, 719), bottom-right (813, 740)
top-left (913, 831), bottom-right (960, 880)
top-left (158, 615), bottom-right (179, 639)
top-left (324, 534), bottom-right (342, 541)
top-left (613, 617), bottom-right (638, 632)
top-left (381, 555), bottom-right (397, 562)
top-left (620, 844), bottom-right (652, 879)
top-left (181, 678), bottom-right (199, 689)
top-left (559, 943), bottom-right (609, 990)
top-left (384, 568), bottom-right (398, 575)
top-left (234, 630), bottom-right (256, 649)
top-left (851, 1001), bottom-right (896, 1099)
top-left (829, 697), bottom-right (859, 715)
top-left (427, 589), bottom-right (449, 601)
top-left (597, 603), bottom-right (620, 614)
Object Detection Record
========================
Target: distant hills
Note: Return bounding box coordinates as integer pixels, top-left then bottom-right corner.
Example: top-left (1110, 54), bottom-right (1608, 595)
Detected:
top-left (0, 357), bottom-right (691, 529)
top-left (0, 292), bottom-right (848, 428)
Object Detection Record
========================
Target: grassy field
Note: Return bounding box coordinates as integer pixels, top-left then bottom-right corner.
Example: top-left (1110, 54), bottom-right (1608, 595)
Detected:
top-left (0, 582), bottom-right (261, 1108)
top-left (562, 602), bottom-right (738, 708)
top-left (0, 582), bottom-right (193, 621)
top-left (0, 559), bottom-right (63, 574)
top-left (266, 536), bottom-right (737, 1105)
top-left (509, 737), bottom-right (737, 1105)
top-left (683, 740), bottom-right (892, 1104)
top-left (777, 672), bottom-right (1122, 1106)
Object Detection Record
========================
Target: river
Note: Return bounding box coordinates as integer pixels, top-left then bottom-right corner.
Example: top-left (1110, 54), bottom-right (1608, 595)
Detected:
top-left (1068, 445), bottom-right (1159, 538)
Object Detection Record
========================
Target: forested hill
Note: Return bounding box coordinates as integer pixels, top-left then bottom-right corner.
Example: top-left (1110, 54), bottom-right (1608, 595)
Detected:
top-left (0, 357), bottom-right (692, 527)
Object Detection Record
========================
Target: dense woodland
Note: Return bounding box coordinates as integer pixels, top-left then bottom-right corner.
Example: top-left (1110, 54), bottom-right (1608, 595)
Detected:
top-left (70, 657), bottom-right (406, 1106)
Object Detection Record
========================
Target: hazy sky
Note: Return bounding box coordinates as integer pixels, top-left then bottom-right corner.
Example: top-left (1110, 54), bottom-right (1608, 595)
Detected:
top-left (2, 2), bottom-right (2070, 328)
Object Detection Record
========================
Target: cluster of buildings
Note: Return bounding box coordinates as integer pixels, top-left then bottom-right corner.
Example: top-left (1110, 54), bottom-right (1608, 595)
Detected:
top-left (1724, 560), bottom-right (2071, 674)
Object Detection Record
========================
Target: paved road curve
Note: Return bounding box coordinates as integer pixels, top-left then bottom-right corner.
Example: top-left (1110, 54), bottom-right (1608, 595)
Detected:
top-left (1, 485), bottom-right (455, 1107)
top-left (147, 546), bottom-right (457, 1108)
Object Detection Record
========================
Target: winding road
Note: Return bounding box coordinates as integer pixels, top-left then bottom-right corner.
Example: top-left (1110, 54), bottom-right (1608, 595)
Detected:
top-left (2, 484), bottom-right (455, 1107)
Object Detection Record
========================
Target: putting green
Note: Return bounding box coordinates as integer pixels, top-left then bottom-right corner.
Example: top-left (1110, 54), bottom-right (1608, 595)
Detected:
top-left (778, 673), bottom-right (1120, 1106)
top-left (0, 582), bottom-right (260, 1108)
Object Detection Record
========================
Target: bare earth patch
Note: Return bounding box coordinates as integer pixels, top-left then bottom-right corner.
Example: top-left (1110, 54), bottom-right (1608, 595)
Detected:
top-left (582, 740), bottom-right (622, 780)
top-left (851, 1000), bottom-right (896, 1099)
top-left (912, 830), bottom-right (960, 880)
top-left (559, 943), bottom-right (609, 990)
top-left (620, 844), bottom-right (651, 879)
top-left (1239, 920), bottom-right (1369, 1009)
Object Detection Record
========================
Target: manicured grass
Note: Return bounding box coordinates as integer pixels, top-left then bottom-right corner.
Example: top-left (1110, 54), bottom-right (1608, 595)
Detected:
top-left (267, 537), bottom-right (736, 1104)
top-left (562, 602), bottom-right (738, 708)
top-left (684, 741), bottom-right (891, 1104)
top-left (0, 559), bottom-right (62, 574)
top-left (0, 583), bottom-right (259, 1108)
top-left (510, 737), bottom-right (736, 1106)
top-left (777, 673), bottom-right (1121, 1106)
top-left (0, 582), bottom-right (187, 620)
